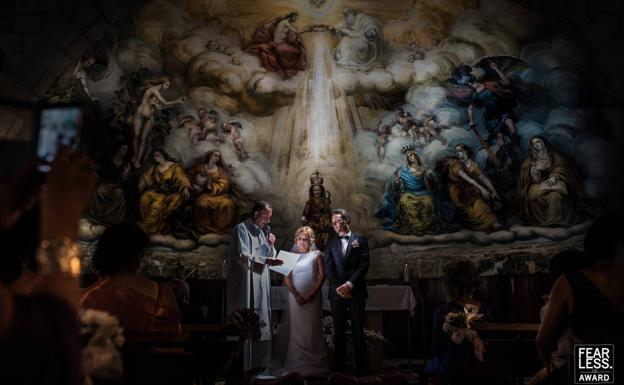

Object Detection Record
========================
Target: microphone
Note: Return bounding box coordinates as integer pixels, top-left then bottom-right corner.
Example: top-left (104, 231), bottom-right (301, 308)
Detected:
top-left (262, 225), bottom-right (271, 238)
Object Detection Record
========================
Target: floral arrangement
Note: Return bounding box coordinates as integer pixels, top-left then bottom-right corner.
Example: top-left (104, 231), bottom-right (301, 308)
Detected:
top-left (442, 304), bottom-right (486, 361)
top-left (80, 309), bottom-right (125, 385)
top-left (322, 315), bottom-right (389, 350)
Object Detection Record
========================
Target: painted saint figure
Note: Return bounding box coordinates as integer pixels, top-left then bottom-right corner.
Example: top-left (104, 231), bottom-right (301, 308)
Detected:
top-left (45, 53), bottom-right (98, 103)
top-left (71, 53), bottom-right (98, 102)
top-left (138, 149), bottom-right (191, 234)
top-left (162, 115), bottom-right (199, 168)
top-left (332, 8), bottom-right (388, 71)
top-left (132, 77), bottom-right (186, 168)
top-left (413, 112), bottom-right (447, 145)
top-left (198, 108), bottom-right (222, 144)
top-left (190, 150), bottom-right (235, 234)
top-left (375, 124), bottom-right (391, 159)
top-left (437, 144), bottom-right (501, 231)
top-left (88, 143), bottom-right (132, 226)
top-left (246, 12), bottom-right (306, 79)
top-left (392, 108), bottom-right (416, 138)
top-left (518, 136), bottom-right (581, 227)
top-left (375, 146), bottom-right (443, 234)
top-left (466, 61), bottom-right (519, 154)
top-left (221, 120), bottom-right (249, 160)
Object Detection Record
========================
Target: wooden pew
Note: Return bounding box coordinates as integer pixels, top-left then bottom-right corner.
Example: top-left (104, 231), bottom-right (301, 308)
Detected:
top-left (92, 324), bottom-right (244, 385)
top-left (465, 323), bottom-right (542, 382)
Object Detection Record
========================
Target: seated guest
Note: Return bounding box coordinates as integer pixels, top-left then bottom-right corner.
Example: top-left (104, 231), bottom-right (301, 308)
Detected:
top-left (0, 148), bottom-right (95, 385)
top-left (81, 223), bottom-right (181, 334)
top-left (536, 212), bottom-right (624, 384)
top-left (423, 260), bottom-right (490, 384)
top-left (166, 278), bottom-right (203, 323)
top-left (528, 250), bottom-right (592, 385)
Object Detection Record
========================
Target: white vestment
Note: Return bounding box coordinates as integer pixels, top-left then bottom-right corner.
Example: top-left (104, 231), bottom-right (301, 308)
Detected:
top-left (227, 219), bottom-right (276, 370)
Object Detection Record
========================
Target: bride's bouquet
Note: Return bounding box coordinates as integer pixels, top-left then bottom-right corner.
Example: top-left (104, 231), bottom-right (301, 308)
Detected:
top-left (442, 304), bottom-right (486, 362)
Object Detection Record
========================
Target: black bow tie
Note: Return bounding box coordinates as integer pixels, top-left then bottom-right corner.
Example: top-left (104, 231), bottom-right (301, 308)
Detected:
top-left (339, 235), bottom-right (350, 240)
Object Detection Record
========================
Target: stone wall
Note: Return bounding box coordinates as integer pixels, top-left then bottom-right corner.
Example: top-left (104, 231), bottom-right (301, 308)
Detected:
top-left (80, 233), bottom-right (583, 279)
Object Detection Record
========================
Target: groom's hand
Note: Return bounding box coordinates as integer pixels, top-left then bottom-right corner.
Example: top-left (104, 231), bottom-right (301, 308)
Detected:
top-left (336, 283), bottom-right (352, 299)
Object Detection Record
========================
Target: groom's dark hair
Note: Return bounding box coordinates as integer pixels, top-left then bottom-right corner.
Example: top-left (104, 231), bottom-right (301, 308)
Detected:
top-left (333, 208), bottom-right (351, 224)
top-left (251, 200), bottom-right (272, 218)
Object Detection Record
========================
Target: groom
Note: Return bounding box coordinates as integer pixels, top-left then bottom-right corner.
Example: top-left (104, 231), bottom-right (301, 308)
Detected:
top-left (324, 208), bottom-right (370, 375)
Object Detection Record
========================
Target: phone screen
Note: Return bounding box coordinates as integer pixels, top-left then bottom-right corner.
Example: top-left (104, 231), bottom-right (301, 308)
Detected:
top-left (36, 106), bottom-right (82, 172)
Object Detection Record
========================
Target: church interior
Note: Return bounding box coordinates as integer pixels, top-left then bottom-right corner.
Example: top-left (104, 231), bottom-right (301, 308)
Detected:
top-left (1, 0), bottom-right (623, 384)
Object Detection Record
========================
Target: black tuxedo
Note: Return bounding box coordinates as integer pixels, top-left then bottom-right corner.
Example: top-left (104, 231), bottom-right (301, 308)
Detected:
top-left (323, 233), bottom-right (370, 374)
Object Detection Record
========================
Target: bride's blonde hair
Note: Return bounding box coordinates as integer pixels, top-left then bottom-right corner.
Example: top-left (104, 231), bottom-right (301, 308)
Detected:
top-left (294, 226), bottom-right (315, 244)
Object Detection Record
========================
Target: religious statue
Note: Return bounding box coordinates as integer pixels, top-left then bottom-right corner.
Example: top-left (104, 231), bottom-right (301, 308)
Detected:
top-left (332, 8), bottom-right (389, 71)
top-left (301, 171), bottom-right (332, 250)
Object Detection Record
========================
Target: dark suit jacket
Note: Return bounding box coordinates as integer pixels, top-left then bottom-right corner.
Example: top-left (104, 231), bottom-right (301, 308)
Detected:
top-left (323, 233), bottom-right (370, 302)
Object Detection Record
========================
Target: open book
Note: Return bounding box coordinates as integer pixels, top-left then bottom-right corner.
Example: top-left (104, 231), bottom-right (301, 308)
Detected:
top-left (268, 250), bottom-right (312, 276)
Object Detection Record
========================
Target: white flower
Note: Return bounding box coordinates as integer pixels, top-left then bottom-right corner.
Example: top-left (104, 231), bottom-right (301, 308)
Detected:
top-left (80, 309), bottom-right (125, 382)
top-left (322, 315), bottom-right (389, 350)
top-left (81, 309), bottom-right (120, 327)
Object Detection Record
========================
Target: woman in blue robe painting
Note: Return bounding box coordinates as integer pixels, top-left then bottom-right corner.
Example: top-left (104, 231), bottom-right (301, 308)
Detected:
top-left (375, 145), bottom-right (443, 234)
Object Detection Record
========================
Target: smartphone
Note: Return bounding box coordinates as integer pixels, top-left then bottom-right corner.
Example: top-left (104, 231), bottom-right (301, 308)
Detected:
top-left (36, 105), bottom-right (82, 172)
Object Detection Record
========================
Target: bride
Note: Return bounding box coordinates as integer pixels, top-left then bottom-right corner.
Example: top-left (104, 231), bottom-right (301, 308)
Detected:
top-left (267, 226), bottom-right (329, 377)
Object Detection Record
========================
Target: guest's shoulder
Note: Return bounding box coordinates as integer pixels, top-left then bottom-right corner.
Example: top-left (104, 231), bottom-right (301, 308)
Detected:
top-left (81, 277), bottom-right (114, 298)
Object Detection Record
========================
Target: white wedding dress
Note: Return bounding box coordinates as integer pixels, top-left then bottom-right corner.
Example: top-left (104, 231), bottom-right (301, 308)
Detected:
top-left (265, 250), bottom-right (330, 378)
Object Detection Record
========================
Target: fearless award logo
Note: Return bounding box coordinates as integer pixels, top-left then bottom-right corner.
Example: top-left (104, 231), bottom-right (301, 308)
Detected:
top-left (574, 344), bottom-right (614, 384)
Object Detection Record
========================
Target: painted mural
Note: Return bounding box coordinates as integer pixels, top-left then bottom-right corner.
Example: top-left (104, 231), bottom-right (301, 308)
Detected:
top-left (44, 0), bottom-right (618, 254)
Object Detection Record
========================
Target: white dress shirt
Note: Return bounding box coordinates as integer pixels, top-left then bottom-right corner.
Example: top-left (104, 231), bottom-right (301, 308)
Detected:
top-left (338, 231), bottom-right (354, 289)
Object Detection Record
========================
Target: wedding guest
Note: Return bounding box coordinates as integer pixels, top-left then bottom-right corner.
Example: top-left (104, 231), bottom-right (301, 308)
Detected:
top-left (527, 249), bottom-right (590, 385)
top-left (81, 222), bottom-right (181, 334)
top-left (166, 278), bottom-right (203, 323)
top-left (267, 226), bottom-right (329, 377)
top-left (0, 147), bottom-right (95, 385)
top-left (536, 212), bottom-right (624, 384)
top-left (423, 260), bottom-right (490, 383)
